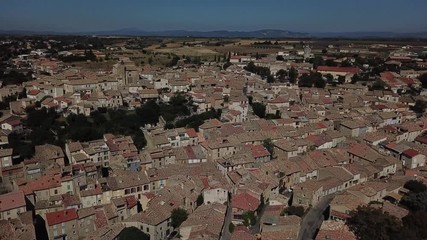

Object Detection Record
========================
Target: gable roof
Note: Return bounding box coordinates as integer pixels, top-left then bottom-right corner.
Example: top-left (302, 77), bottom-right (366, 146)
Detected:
top-left (0, 191), bottom-right (26, 212)
top-left (46, 209), bottom-right (78, 226)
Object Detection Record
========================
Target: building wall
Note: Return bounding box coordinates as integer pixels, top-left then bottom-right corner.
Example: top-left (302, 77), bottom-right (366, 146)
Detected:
top-left (0, 206), bottom-right (26, 220)
top-left (47, 219), bottom-right (78, 240)
top-left (203, 187), bottom-right (228, 204)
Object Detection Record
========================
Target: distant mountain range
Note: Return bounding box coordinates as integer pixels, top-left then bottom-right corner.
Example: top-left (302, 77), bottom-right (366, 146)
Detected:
top-left (1, 28), bottom-right (427, 39)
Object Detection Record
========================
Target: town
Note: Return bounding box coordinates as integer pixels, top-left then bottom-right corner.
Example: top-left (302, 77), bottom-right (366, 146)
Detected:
top-left (0, 34), bottom-right (427, 240)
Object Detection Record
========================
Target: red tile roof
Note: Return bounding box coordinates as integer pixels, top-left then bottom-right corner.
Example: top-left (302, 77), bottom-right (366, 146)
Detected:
top-left (46, 209), bottom-right (78, 226)
top-left (28, 89), bottom-right (40, 95)
top-left (186, 128), bottom-right (198, 138)
top-left (19, 175), bottom-right (61, 195)
top-left (0, 190), bottom-right (26, 212)
top-left (402, 149), bottom-right (419, 158)
top-left (232, 192), bottom-right (260, 212)
top-left (415, 136), bottom-right (427, 144)
top-left (125, 196), bottom-right (137, 209)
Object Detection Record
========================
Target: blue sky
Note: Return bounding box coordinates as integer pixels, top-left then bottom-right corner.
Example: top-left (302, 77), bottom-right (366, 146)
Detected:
top-left (0, 0), bottom-right (426, 33)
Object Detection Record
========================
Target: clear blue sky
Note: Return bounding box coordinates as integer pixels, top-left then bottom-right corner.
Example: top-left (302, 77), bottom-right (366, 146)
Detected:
top-left (0, 0), bottom-right (426, 33)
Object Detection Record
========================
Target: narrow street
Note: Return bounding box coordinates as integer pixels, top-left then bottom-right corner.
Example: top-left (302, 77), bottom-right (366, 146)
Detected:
top-left (298, 195), bottom-right (335, 240)
top-left (220, 201), bottom-right (233, 240)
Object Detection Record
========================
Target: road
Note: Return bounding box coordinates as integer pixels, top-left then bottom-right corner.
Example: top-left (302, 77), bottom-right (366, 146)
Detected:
top-left (220, 201), bottom-right (233, 240)
top-left (298, 195), bottom-right (335, 240)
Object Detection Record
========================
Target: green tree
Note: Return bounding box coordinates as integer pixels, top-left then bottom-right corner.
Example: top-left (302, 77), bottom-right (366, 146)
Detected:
top-left (251, 102), bottom-right (266, 118)
top-left (404, 180), bottom-right (427, 193)
top-left (229, 223), bottom-right (235, 233)
top-left (411, 100), bottom-right (427, 114)
top-left (171, 208), bottom-right (189, 228)
top-left (314, 77), bottom-right (326, 88)
top-left (281, 206), bottom-right (305, 217)
top-left (401, 191), bottom-right (427, 211)
top-left (370, 79), bottom-right (387, 91)
top-left (242, 211), bottom-right (256, 226)
top-left (263, 138), bottom-right (274, 156)
top-left (419, 73), bottom-right (427, 88)
top-left (325, 74), bottom-right (334, 83)
top-left (118, 227), bottom-right (150, 240)
top-left (347, 206), bottom-right (401, 240)
top-left (196, 194), bottom-right (204, 207)
top-left (289, 67), bottom-right (298, 84)
top-left (276, 69), bottom-right (288, 82)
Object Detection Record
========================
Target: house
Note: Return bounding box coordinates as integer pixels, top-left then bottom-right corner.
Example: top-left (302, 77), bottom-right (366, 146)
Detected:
top-left (179, 203), bottom-right (227, 240)
top-left (292, 180), bottom-right (323, 207)
top-left (346, 181), bottom-right (389, 203)
top-left (1, 118), bottom-right (23, 133)
top-left (76, 207), bottom-right (97, 237)
top-left (199, 175), bottom-right (230, 205)
top-left (317, 66), bottom-right (361, 82)
top-left (231, 191), bottom-right (261, 224)
top-left (123, 199), bottom-right (173, 240)
top-left (0, 148), bottom-right (13, 169)
top-left (273, 139), bottom-right (298, 159)
top-left (34, 144), bottom-right (65, 167)
top-left (315, 220), bottom-right (356, 240)
top-left (0, 190), bottom-right (26, 220)
top-left (329, 193), bottom-right (365, 221)
top-left (46, 209), bottom-right (79, 240)
top-left (400, 149), bottom-right (426, 169)
top-left (340, 120), bottom-right (370, 137)
top-left (260, 205), bottom-right (301, 240)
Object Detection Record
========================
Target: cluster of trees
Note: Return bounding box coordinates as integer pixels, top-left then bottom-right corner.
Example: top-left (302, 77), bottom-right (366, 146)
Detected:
top-left (262, 138), bottom-right (274, 156)
top-left (166, 55), bottom-right (180, 67)
top-left (298, 72), bottom-right (326, 88)
top-left (11, 104), bottom-right (154, 159)
top-left (0, 70), bottom-right (33, 85)
top-left (174, 108), bottom-right (222, 131)
top-left (0, 89), bottom-right (27, 110)
top-left (244, 61), bottom-right (275, 83)
top-left (347, 180), bottom-right (427, 240)
top-left (242, 211), bottom-right (256, 226)
top-left (59, 49), bottom-right (97, 62)
top-left (118, 227), bottom-right (150, 240)
top-left (275, 67), bottom-right (298, 84)
top-left (280, 206), bottom-right (305, 217)
top-left (419, 73), bottom-right (427, 88)
top-left (171, 208), bottom-right (188, 228)
top-left (251, 102), bottom-right (266, 118)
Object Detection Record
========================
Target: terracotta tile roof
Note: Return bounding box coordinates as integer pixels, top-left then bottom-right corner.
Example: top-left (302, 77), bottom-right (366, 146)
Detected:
top-left (19, 175), bottom-right (61, 195)
top-left (315, 220), bottom-right (356, 240)
top-left (231, 228), bottom-right (257, 240)
top-left (0, 190), bottom-right (26, 212)
top-left (232, 192), bottom-right (260, 212)
top-left (46, 209), bottom-right (78, 226)
top-left (402, 149), bottom-right (420, 158)
top-left (186, 128), bottom-right (198, 138)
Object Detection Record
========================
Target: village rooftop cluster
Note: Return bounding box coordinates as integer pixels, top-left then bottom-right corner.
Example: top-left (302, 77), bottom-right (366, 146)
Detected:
top-left (0, 36), bottom-right (427, 240)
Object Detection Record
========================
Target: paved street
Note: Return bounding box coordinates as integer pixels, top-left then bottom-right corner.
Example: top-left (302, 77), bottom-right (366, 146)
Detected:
top-left (298, 195), bottom-right (335, 240)
top-left (220, 202), bottom-right (233, 240)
